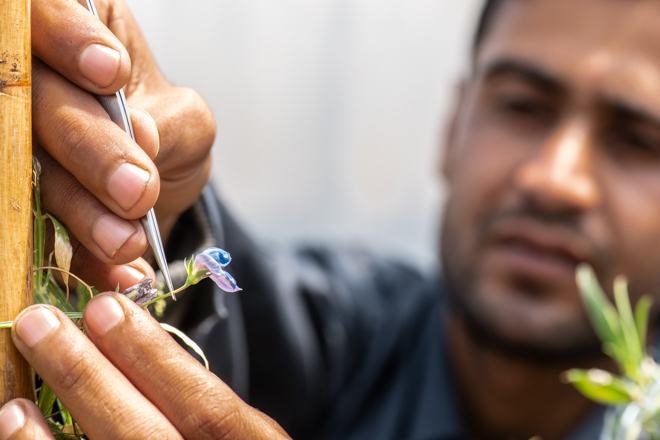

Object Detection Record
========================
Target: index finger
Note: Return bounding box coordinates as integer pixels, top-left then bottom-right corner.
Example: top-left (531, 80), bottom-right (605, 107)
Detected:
top-left (11, 305), bottom-right (182, 440)
top-left (32, 0), bottom-right (131, 93)
top-left (82, 293), bottom-right (291, 440)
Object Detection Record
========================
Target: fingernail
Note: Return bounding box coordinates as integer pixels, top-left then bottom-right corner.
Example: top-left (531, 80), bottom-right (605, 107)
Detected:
top-left (108, 163), bottom-right (150, 211)
top-left (15, 307), bottom-right (60, 348)
top-left (79, 44), bottom-right (121, 88)
top-left (0, 403), bottom-right (25, 439)
top-left (108, 265), bottom-right (146, 291)
top-left (92, 214), bottom-right (138, 259)
top-left (85, 296), bottom-right (124, 336)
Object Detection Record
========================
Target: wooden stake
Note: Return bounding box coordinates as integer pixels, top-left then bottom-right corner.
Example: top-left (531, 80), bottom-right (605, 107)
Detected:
top-left (0, 0), bottom-right (34, 403)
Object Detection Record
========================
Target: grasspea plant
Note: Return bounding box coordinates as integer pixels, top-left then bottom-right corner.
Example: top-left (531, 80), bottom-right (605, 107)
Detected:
top-left (0, 158), bottom-right (241, 439)
top-left (566, 264), bottom-right (660, 440)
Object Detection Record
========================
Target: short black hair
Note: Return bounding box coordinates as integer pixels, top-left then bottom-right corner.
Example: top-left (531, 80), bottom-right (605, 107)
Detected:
top-left (473, 0), bottom-right (506, 55)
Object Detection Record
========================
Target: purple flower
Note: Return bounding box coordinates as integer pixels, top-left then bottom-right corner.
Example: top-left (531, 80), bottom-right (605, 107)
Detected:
top-left (191, 247), bottom-right (242, 292)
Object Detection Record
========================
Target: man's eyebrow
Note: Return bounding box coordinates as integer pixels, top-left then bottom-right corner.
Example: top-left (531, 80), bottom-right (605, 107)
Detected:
top-left (604, 95), bottom-right (660, 130)
top-left (480, 59), bottom-right (565, 94)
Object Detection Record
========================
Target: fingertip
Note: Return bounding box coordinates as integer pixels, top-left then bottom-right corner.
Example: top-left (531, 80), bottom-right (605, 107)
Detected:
top-left (84, 294), bottom-right (125, 337)
top-left (110, 163), bottom-right (161, 221)
top-left (32, 0), bottom-right (132, 95)
top-left (0, 402), bottom-right (25, 440)
top-left (107, 260), bottom-right (155, 292)
top-left (0, 398), bottom-right (60, 440)
top-left (13, 306), bottom-right (61, 349)
top-left (130, 108), bottom-right (160, 160)
top-left (75, 1), bottom-right (132, 94)
top-left (91, 214), bottom-right (140, 260)
top-left (78, 43), bottom-right (121, 89)
top-left (94, 219), bottom-right (151, 266)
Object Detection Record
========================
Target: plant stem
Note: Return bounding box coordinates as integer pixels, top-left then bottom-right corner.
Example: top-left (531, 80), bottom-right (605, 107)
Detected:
top-left (141, 284), bottom-right (190, 308)
top-left (34, 267), bottom-right (94, 299)
top-left (0, 312), bottom-right (82, 328)
top-left (0, 283), bottom-right (193, 327)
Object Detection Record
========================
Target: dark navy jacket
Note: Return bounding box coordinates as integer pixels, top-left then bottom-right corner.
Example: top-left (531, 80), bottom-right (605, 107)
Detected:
top-left (160, 186), bottom-right (606, 440)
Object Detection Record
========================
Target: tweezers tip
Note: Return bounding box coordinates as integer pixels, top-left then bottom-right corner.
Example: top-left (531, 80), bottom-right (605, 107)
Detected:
top-left (167, 279), bottom-right (176, 301)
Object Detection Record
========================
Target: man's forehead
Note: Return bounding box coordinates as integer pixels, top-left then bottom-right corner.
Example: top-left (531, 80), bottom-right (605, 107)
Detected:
top-left (475, 0), bottom-right (660, 105)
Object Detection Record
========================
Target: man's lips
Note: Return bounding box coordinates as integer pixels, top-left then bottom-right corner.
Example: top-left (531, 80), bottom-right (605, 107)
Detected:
top-left (482, 219), bottom-right (592, 281)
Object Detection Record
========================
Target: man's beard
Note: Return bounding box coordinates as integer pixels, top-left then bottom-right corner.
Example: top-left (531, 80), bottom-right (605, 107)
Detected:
top-left (445, 279), bottom-right (603, 363)
top-left (440, 199), bottom-right (605, 364)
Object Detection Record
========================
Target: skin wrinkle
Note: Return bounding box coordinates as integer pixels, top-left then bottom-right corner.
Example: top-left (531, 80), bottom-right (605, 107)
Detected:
top-left (90, 298), bottom-right (246, 438)
top-left (37, 314), bottom-right (177, 438)
top-left (179, 399), bottom-right (241, 439)
top-left (37, 151), bottom-right (90, 218)
top-left (42, 342), bottom-right (98, 397)
top-left (37, 147), bottom-right (149, 265)
top-left (34, 66), bottom-right (160, 216)
top-left (37, 151), bottom-right (135, 272)
top-left (34, 0), bottom-right (130, 93)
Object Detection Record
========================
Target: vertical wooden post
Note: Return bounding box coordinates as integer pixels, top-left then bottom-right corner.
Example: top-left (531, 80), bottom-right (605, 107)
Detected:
top-left (0, 0), bottom-right (34, 403)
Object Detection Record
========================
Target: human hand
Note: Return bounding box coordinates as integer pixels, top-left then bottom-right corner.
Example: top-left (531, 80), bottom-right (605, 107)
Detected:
top-left (0, 294), bottom-right (290, 439)
top-left (32, 0), bottom-right (215, 291)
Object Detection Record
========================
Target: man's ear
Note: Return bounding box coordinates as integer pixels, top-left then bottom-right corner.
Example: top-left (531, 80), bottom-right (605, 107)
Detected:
top-left (440, 79), bottom-right (468, 181)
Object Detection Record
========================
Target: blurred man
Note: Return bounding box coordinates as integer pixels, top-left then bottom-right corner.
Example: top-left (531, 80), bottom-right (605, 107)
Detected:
top-left (3, 0), bottom-right (660, 439)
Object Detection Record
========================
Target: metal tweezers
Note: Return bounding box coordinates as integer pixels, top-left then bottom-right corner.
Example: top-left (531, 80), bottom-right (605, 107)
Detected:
top-left (83, 0), bottom-right (175, 298)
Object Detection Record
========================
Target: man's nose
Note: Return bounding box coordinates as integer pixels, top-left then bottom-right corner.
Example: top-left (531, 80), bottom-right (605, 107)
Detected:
top-left (514, 120), bottom-right (600, 213)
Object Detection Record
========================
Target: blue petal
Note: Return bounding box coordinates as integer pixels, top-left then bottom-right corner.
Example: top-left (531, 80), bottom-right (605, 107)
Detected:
top-left (193, 253), bottom-right (223, 275)
top-left (202, 247), bottom-right (231, 267)
top-left (210, 270), bottom-right (242, 293)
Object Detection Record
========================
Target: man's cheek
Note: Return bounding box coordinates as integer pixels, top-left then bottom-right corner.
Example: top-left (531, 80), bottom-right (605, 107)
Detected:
top-left (597, 175), bottom-right (660, 300)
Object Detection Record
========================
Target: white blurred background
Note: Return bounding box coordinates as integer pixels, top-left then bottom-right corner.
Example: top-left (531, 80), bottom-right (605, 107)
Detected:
top-left (128, 0), bottom-right (483, 272)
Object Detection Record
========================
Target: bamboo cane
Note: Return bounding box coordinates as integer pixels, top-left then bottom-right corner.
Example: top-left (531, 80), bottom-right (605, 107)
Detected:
top-left (0, 0), bottom-right (34, 403)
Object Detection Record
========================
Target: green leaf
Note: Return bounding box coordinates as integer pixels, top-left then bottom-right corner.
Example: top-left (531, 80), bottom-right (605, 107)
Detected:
top-left (46, 420), bottom-right (79, 440)
top-left (576, 265), bottom-right (626, 365)
top-left (32, 158), bottom-right (47, 292)
top-left (613, 276), bottom-right (643, 374)
top-left (185, 255), bottom-right (195, 277)
top-left (564, 368), bottom-right (636, 405)
top-left (602, 341), bottom-right (627, 369)
top-left (57, 400), bottom-right (72, 425)
top-left (31, 156), bottom-right (42, 219)
top-left (38, 382), bottom-right (57, 417)
top-left (44, 277), bottom-right (75, 313)
top-left (635, 295), bottom-right (653, 352)
top-left (64, 312), bottom-right (83, 321)
top-left (33, 213), bottom-right (46, 291)
top-left (45, 214), bottom-right (72, 288)
top-left (76, 282), bottom-right (94, 312)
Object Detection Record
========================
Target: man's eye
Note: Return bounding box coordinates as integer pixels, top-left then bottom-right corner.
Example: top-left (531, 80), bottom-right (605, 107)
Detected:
top-left (496, 97), bottom-right (550, 118)
top-left (608, 128), bottom-right (660, 155)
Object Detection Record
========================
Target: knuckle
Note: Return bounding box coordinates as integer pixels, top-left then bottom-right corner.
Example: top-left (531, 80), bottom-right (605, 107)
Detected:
top-left (47, 353), bottom-right (92, 396)
top-left (178, 395), bottom-right (242, 439)
top-left (122, 424), bottom-right (181, 440)
top-left (41, 171), bottom-right (90, 221)
top-left (55, 114), bottom-right (97, 165)
top-left (113, 337), bottom-right (152, 375)
top-left (176, 87), bottom-right (216, 152)
top-left (54, 180), bottom-right (89, 215)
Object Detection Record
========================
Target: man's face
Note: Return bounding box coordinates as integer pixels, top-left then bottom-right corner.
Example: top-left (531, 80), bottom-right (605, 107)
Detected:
top-left (442, 0), bottom-right (660, 358)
